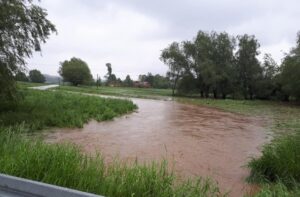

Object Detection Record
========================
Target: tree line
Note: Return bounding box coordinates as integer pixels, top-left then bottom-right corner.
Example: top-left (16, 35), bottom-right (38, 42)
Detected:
top-left (58, 58), bottom-right (171, 89)
top-left (160, 31), bottom-right (300, 101)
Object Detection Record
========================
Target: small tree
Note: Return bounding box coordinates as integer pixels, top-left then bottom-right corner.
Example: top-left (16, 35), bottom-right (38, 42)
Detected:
top-left (124, 75), bottom-right (133, 87)
top-left (59, 57), bottom-right (93, 86)
top-left (29, 69), bottom-right (45, 83)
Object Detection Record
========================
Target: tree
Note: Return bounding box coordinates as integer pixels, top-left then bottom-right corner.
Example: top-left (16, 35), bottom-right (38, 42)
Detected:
top-left (278, 32), bottom-right (300, 100)
top-left (235, 34), bottom-right (261, 99)
top-left (59, 57), bottom-right (93, 86)
top-left (212, 32), bottom-right (236, 99)
top-left (105, 63), bottom-right (117, 85)
top-left (256, 54), bottom-right (278, 99)
top-left (183, 31), bottom-right (215, 98)
top-left (124, 75), bottom-right (133, 87)
top-left (29, 69), bottom-right (45, 83)
top-left (15, 71), bottom-right (29, 82)
top-left (160, 42), bottom-right (188, 96)
top-left (0, 0), bottom-right (56, 103)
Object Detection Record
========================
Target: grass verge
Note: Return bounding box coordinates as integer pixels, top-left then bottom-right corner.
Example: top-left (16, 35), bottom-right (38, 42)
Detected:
top-left (0, 89), bottom-right (137, 130)
top-left (0, 126), bottom-right (224, 197)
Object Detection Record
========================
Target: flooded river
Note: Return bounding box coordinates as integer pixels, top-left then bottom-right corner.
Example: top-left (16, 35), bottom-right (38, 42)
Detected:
top-left (46, 97), bottom-right (268, 197)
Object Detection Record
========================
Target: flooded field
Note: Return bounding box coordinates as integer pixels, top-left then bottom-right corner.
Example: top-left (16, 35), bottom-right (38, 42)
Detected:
top-left (46, 97), bottom-right (269, 197)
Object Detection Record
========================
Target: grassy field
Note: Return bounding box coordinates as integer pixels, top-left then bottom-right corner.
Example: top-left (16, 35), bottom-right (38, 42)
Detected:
top-left (17, 81), bottom-right (48, 88)
top-left (0, 89), bottom-right (137, 130)
top-left (55, 85), bottom-right (173, 99)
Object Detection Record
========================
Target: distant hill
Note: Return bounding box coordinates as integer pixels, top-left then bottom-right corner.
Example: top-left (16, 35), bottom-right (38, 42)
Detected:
top-left (43, 74), bottom-right (61, 84)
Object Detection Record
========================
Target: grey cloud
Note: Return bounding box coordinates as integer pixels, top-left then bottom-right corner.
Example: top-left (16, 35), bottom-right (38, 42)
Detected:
top-left (27, 0), bottom-right (299, 78)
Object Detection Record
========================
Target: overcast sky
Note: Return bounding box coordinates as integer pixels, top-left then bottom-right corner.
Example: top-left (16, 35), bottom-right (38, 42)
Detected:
top-left (27, 0), bottom-right (300, 80)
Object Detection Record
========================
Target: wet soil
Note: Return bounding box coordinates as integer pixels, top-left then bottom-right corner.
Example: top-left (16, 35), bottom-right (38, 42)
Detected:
top-left (46, 97), bottom-right (269, 197)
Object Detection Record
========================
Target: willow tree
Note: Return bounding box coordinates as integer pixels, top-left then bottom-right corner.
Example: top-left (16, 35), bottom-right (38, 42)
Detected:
top-left (0, 0), bottom-right (56, 105)
top-left (160, 42), bottom-right (188, 96)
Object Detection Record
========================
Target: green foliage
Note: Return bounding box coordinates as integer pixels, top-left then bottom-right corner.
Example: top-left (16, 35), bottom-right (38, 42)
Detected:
top-left (15, 71), bottom-right (29, 82)
top-left (160, 30), bottom-right (300, 101)
top-left (160, 42), bottom-right (188, 95)
top-left (278, 36), bottom-right (300, 100)
top-left (59, 57), bottom-right (93, 86)
top-left (247, 132), bottom-right (300, 187)
top-left (0, 0), bottom-right (56, 102)
top-left (56, 85), bottom-right (172, 99)
top-left (105, 63), bottom-right (118, 86)
top-left (0, 90), bottom-right (137, 130)
top-left (123, 75), bottom-right (133, 87)
top-left (138, 73), bottom-right (170, 89)
top-left (251, 183), bottom-right (300, 197)
top-left (236, 34), bottom-right (261, 99)
top-left (0, 128), bottom-right (224, 197)
top-left (29, 69), bottom-right (45, 83)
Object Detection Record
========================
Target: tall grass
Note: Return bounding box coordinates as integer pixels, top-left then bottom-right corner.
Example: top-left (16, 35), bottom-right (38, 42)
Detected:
top-left (0, 89), bottom-right (137, 130)
top-left (247, 132), bottom-right (300, 187)
top-left (251, 183), bottom-right (300, 197)
top-left (0, 126), bottom-right (224, 197)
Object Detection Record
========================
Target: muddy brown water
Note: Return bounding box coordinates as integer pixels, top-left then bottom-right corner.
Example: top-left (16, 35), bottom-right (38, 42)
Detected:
top-left (46, 96), bottom-right (269, 197)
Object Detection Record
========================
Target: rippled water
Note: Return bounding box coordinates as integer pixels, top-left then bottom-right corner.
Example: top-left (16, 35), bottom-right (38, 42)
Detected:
top-left (46, 97), bottom-right (268, 197)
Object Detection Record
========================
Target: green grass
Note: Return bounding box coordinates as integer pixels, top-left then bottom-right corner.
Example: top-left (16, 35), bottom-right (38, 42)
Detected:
top-left (251, 183), bottom-right (300, 197)
top-left (247, 132), bottom-right (300, 187)
top-left (0, 126), bottom-right (225, 197)
top-left (0, 89), bottom-right (137, 130)
top-left (55, 85), bottom-right (172, 99)
top-left (17, 81), bottom-right (47, 88)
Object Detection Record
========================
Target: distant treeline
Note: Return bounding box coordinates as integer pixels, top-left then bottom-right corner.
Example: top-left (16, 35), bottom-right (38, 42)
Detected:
top-left (160, 31), bottom-right (300, 101)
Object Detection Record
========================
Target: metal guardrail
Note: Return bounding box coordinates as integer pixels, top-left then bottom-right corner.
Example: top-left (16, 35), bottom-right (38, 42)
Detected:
top-left (0, 173), bottom-right (104, 197)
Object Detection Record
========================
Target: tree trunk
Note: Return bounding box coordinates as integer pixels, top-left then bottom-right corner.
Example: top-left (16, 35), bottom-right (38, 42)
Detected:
top-left (200, 91), bottom-right (204, 98)
top-left (222, 93), bottom-right (226, 99)
top-left (213, 90), bottom-right (217, 99)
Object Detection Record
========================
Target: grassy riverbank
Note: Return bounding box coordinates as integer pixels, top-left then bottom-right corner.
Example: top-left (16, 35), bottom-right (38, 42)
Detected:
top-left (0, 89), bottom-right (137, 130)
top-left (0, 126), bottom-right (224, 197)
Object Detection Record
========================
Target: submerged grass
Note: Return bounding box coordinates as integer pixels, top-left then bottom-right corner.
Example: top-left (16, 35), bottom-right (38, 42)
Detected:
top-left (0, 126), bottom-right (224, 197)
top-left (177, 97), bottom-right (300, 133)
top-left (0, 89), bottom-right (137, 130)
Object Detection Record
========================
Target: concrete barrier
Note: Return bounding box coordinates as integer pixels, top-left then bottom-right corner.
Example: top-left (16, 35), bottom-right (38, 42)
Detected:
top-left (0, 173), bottom-right (104, 197)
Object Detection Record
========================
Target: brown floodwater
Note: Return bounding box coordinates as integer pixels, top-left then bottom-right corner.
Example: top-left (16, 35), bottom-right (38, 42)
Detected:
top-left (46, 96), bottom-right (269, 197)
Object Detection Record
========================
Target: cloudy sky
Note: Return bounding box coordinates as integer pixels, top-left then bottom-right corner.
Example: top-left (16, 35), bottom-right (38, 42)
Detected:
top-left (27, 0), bottom-right (300, 80)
